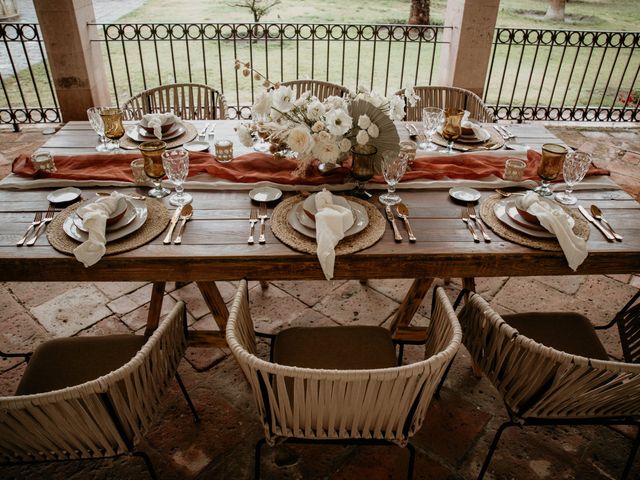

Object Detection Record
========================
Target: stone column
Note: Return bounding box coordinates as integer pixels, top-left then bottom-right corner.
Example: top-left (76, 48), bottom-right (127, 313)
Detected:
top-left (437, 0), bottom-right (500, 97)
top-left (33, 0), bottom-right (110, 121)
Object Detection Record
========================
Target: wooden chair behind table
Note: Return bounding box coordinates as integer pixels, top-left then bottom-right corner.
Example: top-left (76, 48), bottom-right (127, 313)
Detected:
top-left (121, 82), bottom-right (228, 121)
top-left (226, 279), bottom-right (461, 479)
top-left (281, 79), bottom-right (350, 101)
top-left (453, 290), bottom-right (640, 480)
top-left (398, 85), bottom-right (495, 123)
top-left (0, 301), bottom-right (199, 479)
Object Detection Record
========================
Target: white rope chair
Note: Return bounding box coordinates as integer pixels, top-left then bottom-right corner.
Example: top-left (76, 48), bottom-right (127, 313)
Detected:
top-left (226, 279), bottom-right (461, 479)
top-left (281, 79), bottom-right (350, 101)
top-left (121, 82), bottom-right (228, 120)
top-left (397, 85), bottom-right (495, 122)
top-left (459, 292), bottom-right (640, 480)
top-left (0, 301), bottom-right (198, 479)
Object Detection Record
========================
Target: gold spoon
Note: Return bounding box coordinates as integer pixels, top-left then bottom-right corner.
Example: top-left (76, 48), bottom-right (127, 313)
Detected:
top-left (173, 204), bottom-right (193, 244)
top-left (590, 205), bottom-right (623, 241)
top-left (395, 203), bottom-right (416, 242)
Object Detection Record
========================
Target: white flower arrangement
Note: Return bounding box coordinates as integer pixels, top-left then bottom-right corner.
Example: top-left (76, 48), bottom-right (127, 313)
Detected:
top-left (235, 60), bottom-right (419, 167)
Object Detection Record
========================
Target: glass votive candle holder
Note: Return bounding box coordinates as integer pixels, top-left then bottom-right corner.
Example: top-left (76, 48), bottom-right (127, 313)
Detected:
top-left (399, 140), bottom-right (417, 169)
top-left (503, 158), bottom-right (527, 181)
top-left (215, 139), bottom-right (234, 163)
top-left (31, 151), bottom-right (56, 173)
top-left (130, 158), bottom-right (151, 185)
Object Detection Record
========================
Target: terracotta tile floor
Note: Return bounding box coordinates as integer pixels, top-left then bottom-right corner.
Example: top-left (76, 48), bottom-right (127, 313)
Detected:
top-left (0, 124), bottom-right (639, 479)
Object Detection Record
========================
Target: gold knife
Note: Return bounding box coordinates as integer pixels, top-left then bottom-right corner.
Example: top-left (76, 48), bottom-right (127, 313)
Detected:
top-left (163, 205), bottom-right (184, 244)
top-left (385, 205), bottom-right (403, 242)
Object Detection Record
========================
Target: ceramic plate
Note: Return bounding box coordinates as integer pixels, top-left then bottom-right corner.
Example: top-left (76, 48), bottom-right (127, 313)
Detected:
top-left (47, 187), bottom-right (81, 206)
top-left (249, 186), bottom-right (283, 203)
top-left (302, 193), bottom-right (351, 221)
top-left (184, 141), bottom-right (210, 152)
top-left (126, 123), bottom-right (186, 142)
top-left (449, 187), bottom-right (481, 203)
top-left (288, 201), bottom-right (368, 239)
top-left (63, 200), bottom-right (148, 243)
top-left (458, 127), bottom-right (491, 144)
top-left (297, 199), bottom-right (355, 231)
top-left (76, 197), bottom-right (128, 223)
top-left (493, 198), bottom-right (555, 238)
top-left (505, 200), bottom-right (547, 231)
top-left (72, 201), bottom-right (137, 233)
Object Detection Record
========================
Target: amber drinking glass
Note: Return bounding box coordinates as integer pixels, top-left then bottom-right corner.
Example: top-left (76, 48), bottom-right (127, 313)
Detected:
top-left (535, 143), bottom-right (567, 197)
top-left (99, 108), bottom-right (125, 150)
top-left (140, 140), bottom-right (169, 198)
top-left (441, 108), bottom-right (464, 153)
top-left (350, 144), bottom-right (377, 198)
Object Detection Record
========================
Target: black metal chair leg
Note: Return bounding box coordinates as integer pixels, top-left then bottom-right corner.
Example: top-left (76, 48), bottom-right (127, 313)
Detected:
top-left (175, 372), bottom-right (200, 423)
top-left (407, 441), bottom-right (416, 480)
top-left (434, 357), bottom-right (456, 399)
top-left (622, 427), bottom-right (640, 480)
top-left (132, 451), bottom-right (158, 480)
top-left (478, 421), bottom-right (517, 480)
top-left (397, 343), bottom-right (405, 366)
top-left (255, 437), bottom-right (266, 480)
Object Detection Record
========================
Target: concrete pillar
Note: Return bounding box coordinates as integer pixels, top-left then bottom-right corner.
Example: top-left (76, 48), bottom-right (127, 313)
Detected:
top-left (33, 0), bottom-right (110, 121)
top-left (437, 0), bottom-right (500, 97)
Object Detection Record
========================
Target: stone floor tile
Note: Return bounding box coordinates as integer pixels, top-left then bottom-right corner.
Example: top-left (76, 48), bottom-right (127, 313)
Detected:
top-left (575, 275), bottom-right (640, 320)
top-left (270, 279), bottom-right (347, 305)
top-left (630, 275), bottom-right (640, 289)
top-left (0, 362), bottom-right (26, 395)
top-left (121, 295), bottom-right (178, 331)
top-left (533, 274), bottom-right (586, 294)
top-left (77, 315), bottom-right (132, 336)
top-left (581, 131), bottom-right (612, 139)
top-left (313, 280), bottom-right (398, 326)
top-left (0, 283), bottom-right (30, 319)
top-left (93, 281), bottom-right (147, 299)
top-left (606, 273), bottom-right (632, 284)
top-left (360, 278), bottom-right (414, 303)
top-left (30, 285), bottom-right (112, 337)
top-left (170, 282), bottom-right (212, 319)
top-left (247, 283), bottom-right (313, 333)
top-left (7, 281), bottom-right (87, 308)
top-left (107, 295), bottom-right (140, 315)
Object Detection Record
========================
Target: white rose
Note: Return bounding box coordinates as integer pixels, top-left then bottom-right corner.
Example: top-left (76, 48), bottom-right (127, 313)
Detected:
top-left (252, 91), bottom-right (272, 117)
top-left (325, 95), bottom-right (347, 110)
top-left (312, 140), bottom-right (340, 164)
top-left (356, 129), bottom-right (369, 145)
top-left (287, 125), bottom-right (313, 154)
top-left (306, 100), bottom-right (326, 121)
top-left (272, 85), bottom-right (295, 112)
top-left (367, 123), bottom-right (379, 138)
top-left (324, 108), bottom-right (352, 136)
top-left (357, 114), bottom-right (371, 129)
top-left (339, 138), bottom-right (352, 153)
top-left (316, 130), bottom-right (331, 142)
top-left (294, 90), bottom-right (311, 106)
top-left (311, 121), bottom-right (325, 133)
top-left (236, 123), bottom-right (254, 147)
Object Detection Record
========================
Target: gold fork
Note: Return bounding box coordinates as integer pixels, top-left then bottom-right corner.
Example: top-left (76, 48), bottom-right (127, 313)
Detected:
top-left (467, 204), bottom-right (491, 242)
top-left (26, 206), bottom-right (55, 246)
top-left (17, 211), bottom-right (42, 246)
top-left (258, 203), bottom-right (268, 244)
top-left (461, 208), bottom-right (480, 243)
top-left (248, 206), bottom-right (258, 244)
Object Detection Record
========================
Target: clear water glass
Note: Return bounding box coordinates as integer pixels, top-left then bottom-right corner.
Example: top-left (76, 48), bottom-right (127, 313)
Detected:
top-left (379, 150), bottom-right (409, 206)
top-left (252, 113), bottom-right (271, 153)
top-left (162, 148), bottom-right (192, 206)
top-left (87, 107), bottom-right (109, 152)
top-left (421, 107), bottom-right (444, 151)
top-left (555, 151), bottom-right (592, 205)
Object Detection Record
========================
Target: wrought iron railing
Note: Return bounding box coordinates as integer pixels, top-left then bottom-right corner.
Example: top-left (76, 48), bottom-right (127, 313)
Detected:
top-left (485, 28), bottom-right (640, 122)
top-left (0, 23), bottom-right (60, 129)
top-left (92, 22), bottom-right (448, 119)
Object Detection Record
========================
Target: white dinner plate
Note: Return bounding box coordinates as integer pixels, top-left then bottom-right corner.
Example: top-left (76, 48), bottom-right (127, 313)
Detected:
top-left (297, 198), bottom-right (355, 231)
top-left (63, 200), bottom-right (148, 243)
top-left (72, 200), bottom-right (138, 233)
top-left (493, 198), bottom-right (555, 238)
top-left (126, 123), bottom-right (186, 142)
top-left (249, 186), bottom-right (283, 203)
top-left (288, 201), bottom-right (368, 239)
top-left (505, 200), bottom-right (547, 232)
top-left (449, 187), bottom-right (481, 203)
top-left (47, 187), bottom-right (81, 206)
top-left (458, 127), bottom-right (491, 144)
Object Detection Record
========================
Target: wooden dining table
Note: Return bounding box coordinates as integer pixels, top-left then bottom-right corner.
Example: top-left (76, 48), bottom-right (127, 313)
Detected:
top-left (2, 120), bottom-right (639, 347)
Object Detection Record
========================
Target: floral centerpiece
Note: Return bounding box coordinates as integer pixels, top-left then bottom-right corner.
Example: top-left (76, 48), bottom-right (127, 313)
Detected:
top-left (235, 60), bottom-right (419, 173)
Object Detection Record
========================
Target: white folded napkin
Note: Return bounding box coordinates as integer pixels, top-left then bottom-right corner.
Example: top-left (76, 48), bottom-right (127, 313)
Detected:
top-left (516, 191), bottom-right (587, 271)
top-left (314, 189), bottom-right (354, 280)
top-left (73, 192), bottom-right (127, 268)
top-left (461, 110), bottom-right (484, 139)
top-left (140, 113), bottom-right (180, 139)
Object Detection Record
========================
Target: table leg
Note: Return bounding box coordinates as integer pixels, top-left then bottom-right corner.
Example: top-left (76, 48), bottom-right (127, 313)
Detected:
top-left (196, 281), bottom-right (229, 331)
top-left (144, 282), bottom-right (166, 336)
top-left (390, 277), bottom-right (434, 339)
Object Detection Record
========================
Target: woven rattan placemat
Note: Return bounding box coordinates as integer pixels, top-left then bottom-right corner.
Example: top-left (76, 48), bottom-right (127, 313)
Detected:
top-left (479, 195), bottom-right (589, 251)
top-left (433, 127), bottom-right (504, 151)
top-left (120, 122), bottom-right (198, 150)
top-left (47, 199), bottom-right (170, 256)
top-left (271, 195), bottom-right (386, 255)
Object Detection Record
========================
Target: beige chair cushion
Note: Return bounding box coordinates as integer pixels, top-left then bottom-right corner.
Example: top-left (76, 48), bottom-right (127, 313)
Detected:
top-left (503, 312), bottom-right (609, 360)
top-left (16, 335), bottom-right (146, 396)
top-left (273, 326), bottom-right (397, 370)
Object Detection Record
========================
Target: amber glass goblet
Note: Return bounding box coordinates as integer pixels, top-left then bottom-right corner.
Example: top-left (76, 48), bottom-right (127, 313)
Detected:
top-left (441, 108), bottom-right (464, 153)
top-left (140, 140), bottom-right (169, 198)
top-left (99, 108), bottom-right (125, 150)
top-left (350, 144), bottom-right (377, 198)
top-left (535, 143), bottom-right (567, 197)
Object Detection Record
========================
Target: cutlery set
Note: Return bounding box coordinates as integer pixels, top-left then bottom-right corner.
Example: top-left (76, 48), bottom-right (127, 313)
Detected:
top-left (248, 203), bottom-right (268, 245)
top-left (493, 125), bottom-right (515, 140)
top-left (385, 202), bottom-right (416, 242)
top-left (17, 206), bottom-right (55, 247)
top-left (578, 204), bottom-right (622, 242)
top-left (461, 205), bottom-right (491, 243)
top-left (164, 204), bottom-right (193, 245)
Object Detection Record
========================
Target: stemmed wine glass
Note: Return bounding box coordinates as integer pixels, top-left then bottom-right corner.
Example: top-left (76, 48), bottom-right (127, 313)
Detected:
top-left (441, 108), bottom-right (464, 153)
top-left (252, 113), bottom-right (271, 153)
top-left (140, 140), bottom-right (170, 198)
top-left (86, 107), bottom-right (109, 152)
top-left (350, 144), bottom-right (377, 198)
top-left (99, 108), bottom-right (125, 150)
top-left (555, 151), bottom-right (592, 205)
top-left (421, 107), bottom-right (444, 151)
top-left (162, 148), bottom-right (193, 206)
top-left (535, 143), bottom-right (567, 197)
top-left (379, 150), bottom-right (409, 206)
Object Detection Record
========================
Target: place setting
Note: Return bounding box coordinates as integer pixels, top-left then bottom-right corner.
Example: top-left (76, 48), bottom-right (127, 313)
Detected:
top-left (117, 112), bottom-right (198, 150)
top-left (430, 109), bottom-right (505, 152)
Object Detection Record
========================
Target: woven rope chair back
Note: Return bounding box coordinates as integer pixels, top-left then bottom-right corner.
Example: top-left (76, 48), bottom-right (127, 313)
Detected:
top-left (616, 291), bottom-right (640, 364)
top-left (398, 86), bottom-right (495, 123)
top-left (121, 83), bottom-right (228, 120)
top-left (0, 302), bottom-right (188, 462)
top-left (460, 293), bottom-right (640, 420)
top-left (281, 80), bottom-right (350, 101)
top-left (226, 280), bottom-right (461, 446)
